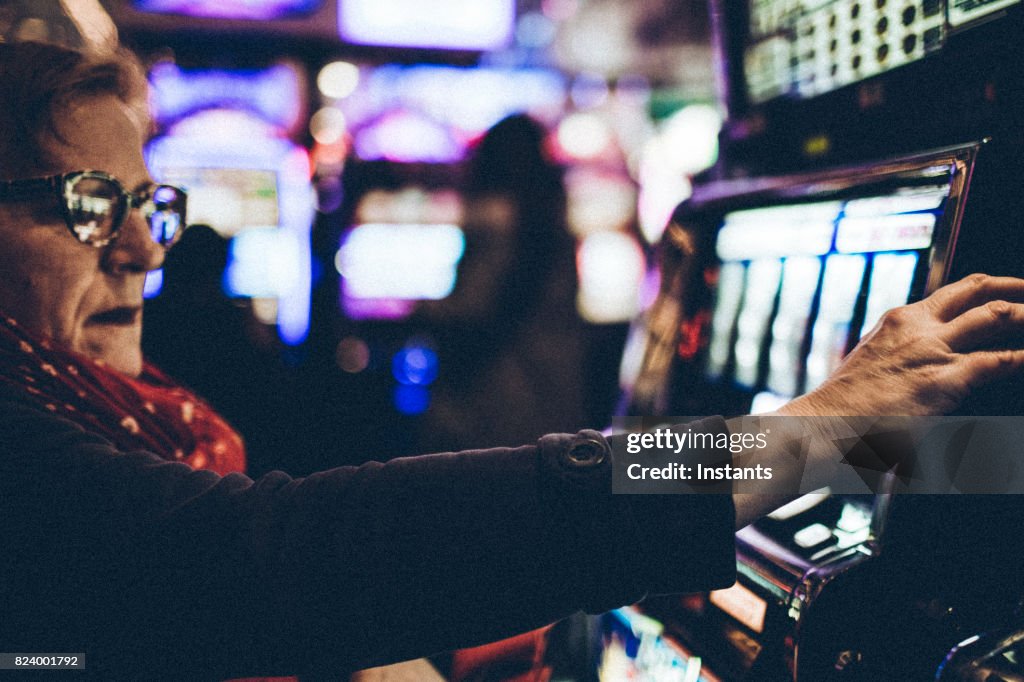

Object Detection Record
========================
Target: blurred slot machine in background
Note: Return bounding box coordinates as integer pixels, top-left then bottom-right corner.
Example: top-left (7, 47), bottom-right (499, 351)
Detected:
top-left (144, 61), bottom-right (315, 346)
top-left (329, 160), bottom-right (466, 419)
top-left (110, 0), bottom-right (586, 467)
top-left (610, 0), bottom-right (1024, 673)
top-left (100, 0), bottom-right (672, 465)
top-left (320, 63), bottom-right (566, 428)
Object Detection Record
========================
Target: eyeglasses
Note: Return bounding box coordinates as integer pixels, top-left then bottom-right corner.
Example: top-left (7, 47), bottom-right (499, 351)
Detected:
top-left (0, 170), bottom-right (188, 248)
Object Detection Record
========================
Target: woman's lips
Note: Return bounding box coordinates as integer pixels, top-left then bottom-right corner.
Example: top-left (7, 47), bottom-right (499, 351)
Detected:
top-left (87, 306), bottom-right (140, 326)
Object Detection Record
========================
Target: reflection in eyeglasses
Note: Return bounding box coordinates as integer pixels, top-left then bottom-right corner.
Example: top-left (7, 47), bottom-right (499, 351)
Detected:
top-left (70, 194), bottom-right (113, 216)
top-left (69, 194), bottom-right (114, 243)
top-left (148, 209), bottom-right (182, 245)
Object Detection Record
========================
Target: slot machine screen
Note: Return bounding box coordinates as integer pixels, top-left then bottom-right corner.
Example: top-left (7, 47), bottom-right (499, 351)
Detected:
top-left (740, 0), bottom-right (1020, 104)
top-left (742, 0), bottom-right (948, 102)
top-left (338, 0), bottom-right (515, 51)
top-left (153, 167), bottom-right (280, 237)
top-left (146, 115), bottom-right (315, 345)
top-left (608, 145), bottom-right (991, 682)
top-left (336, 187), bottom-right (466, 321)
top-left (598, 607), bottom-right (720, 682)
top-left (668, 143), bottom-right (980, 415)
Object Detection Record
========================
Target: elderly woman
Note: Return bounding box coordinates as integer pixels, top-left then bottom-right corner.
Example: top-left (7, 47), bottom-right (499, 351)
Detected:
top-left (3, 40), bottom-right (1024, 681)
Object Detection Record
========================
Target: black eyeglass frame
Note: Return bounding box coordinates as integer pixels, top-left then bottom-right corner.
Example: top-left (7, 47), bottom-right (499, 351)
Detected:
top-left (0, 170), bottom-right (188, 248)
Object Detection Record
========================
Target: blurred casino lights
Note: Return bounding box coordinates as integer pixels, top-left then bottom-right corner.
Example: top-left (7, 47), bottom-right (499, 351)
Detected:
top-left (110, 0), bottom-right (736, 404)
top-left (661, 103), bottom-right (722, 176)
top-left (149, 62), bottom-right (306, 135)
top-left (316, 61), bottom-right (360, 100)
top-left (338, 0), bottom-right (515, 51)
top-left (515, 11), bottom-right (557, 49)
top-left (336, 222), bottom-right (466, 319)
top-left (637, 142), bottom-right (693, 243)
top-left (391, 341), bottom-right (440, 415)
top-left (556, 112), bottom-right (613, 160)
top-left (353, 111), bottom-right (462, 163)
top-left (566, 168), bottom-right (637, 236)
top-left (576, 231), bottom-right (646, 323)
top-left (309, 107), bottom-right (348, 145)
top-left (131, 0), bottom-right (320, 20)
top-left (393, 385), bottom-right (431, 415)
top-left (541, 0), bottom-right (580, 21)
top-left (392, 344), bottom-right (439, 387)
top-left (569, 72), bottom-right (611, 110)
top-left (146, 105), bottom-right (315, 345)
top-left (336, 336), bottom-right (371, 374)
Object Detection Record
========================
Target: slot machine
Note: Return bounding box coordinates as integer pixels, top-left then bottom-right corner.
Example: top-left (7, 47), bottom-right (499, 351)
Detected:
top-left (607, 0), bottom-right (1024, 677)
top-left (143, 62), bottom-right (315, 347)
top-left (328, 158), bottom-right (466, 427)
top-left (135, 60), bottom-right (319, 475)
top-left (314, 62), bottom-right (566, 442)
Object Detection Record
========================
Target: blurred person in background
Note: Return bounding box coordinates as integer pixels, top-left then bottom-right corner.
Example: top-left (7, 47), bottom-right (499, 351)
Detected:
top-left (420, 114), bottom-right (587, 452)
top-left (142, 224), bottom-right (293, 478)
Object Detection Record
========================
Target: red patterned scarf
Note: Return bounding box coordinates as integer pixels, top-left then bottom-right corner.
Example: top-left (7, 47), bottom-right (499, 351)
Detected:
top-left (0, 313), bottom-right (245, 475)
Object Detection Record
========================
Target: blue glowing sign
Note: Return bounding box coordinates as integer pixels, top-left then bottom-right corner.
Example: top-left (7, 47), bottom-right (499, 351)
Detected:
top-left (149, 62), bottom-right (304, 132)
top-left (394, 385), bottom-right (431, 415)
top-left (392, 345), bottom-right (439, 387)
top-left (134, 0), bottom-right (321, 21)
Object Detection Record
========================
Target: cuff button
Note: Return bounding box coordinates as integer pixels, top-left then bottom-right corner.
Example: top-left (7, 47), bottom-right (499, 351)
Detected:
top-left (562, 436), bottom-right (608, 468)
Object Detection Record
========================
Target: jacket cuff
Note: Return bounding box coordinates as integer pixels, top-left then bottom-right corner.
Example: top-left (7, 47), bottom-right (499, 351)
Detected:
top-left (535, 420), bottom-right (736, 613)
top-left (622, 416), bottom-right (737, 595)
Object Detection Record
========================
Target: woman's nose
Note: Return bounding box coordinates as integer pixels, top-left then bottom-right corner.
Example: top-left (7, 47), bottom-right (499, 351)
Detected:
top-left (102, 208), bottom-right (165, 274)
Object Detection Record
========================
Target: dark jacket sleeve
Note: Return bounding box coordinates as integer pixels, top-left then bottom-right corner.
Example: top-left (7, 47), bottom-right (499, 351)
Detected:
top-left (0, 396), bottom-right (735, 679)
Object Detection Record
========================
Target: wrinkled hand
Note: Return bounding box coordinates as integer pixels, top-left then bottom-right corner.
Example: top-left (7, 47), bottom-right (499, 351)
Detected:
top-left (783, 274), bottom-right (1024, 417)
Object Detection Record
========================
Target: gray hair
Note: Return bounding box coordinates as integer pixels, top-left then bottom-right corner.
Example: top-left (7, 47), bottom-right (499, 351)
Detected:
top-left (0, 40), bottom-right (147, 179)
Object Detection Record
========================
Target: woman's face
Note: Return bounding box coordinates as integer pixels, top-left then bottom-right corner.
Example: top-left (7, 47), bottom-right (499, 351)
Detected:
top-left (0, 95), bottom-right (164, 377)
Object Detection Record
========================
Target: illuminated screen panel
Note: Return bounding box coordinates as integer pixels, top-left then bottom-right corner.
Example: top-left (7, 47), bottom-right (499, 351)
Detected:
top-left (835, 213), bottom-right (935, 253)
top-left (133, 0), bottom-right (320, 20)
top-left (337, 223), bottom-right (465, 302)
top-left (339, 0), bottom-right (515, 50)
top-left (154, 168), bottom-right (280, 237)
top-left (338, 186), bottom-right (466, 320)
top-left (705, 181), bottom-right (950, 396)
top-left (744, 0), bottom-right (946, 103)
top-left (949, 0), bottom-right (1021, 25)
top-left (860, 252), bottom-right (919, 336)
top-left (733, 259), bottom-right (783, 388)
top-left (804, 253), bottom-right (867, 390)
top-left (146, 111), bottom-right (315, 345)
top-left (715, 202), bottom-right (838, 260)
top-left (708, 199), bottom-right (837, 387)
top-left (226, 228), bottom-right (304, 299)
top-left (767, 256), bottom-right (822, 397)
top-left (707, 261), bottom-right (747, 379)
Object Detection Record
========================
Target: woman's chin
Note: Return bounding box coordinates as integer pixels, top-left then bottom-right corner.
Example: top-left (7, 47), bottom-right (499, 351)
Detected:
top-left (80, 330), bottom-right (144, 377)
